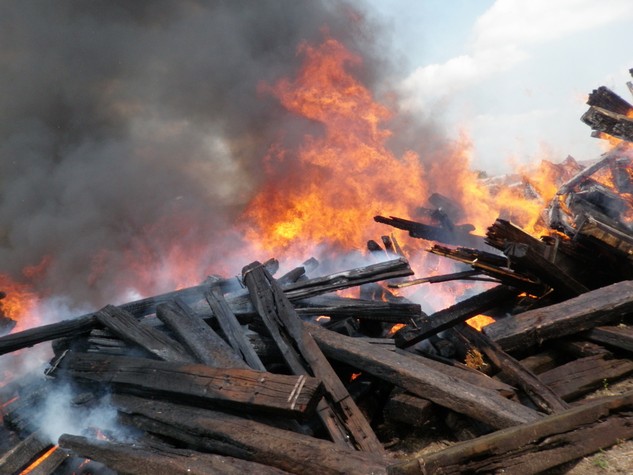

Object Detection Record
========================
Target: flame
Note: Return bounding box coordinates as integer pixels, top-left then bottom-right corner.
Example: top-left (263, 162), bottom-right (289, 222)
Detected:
top-left (242, 37), bottom-right (427, 257)
top-left (239, 37), bottom-right (567, 271)
top-left (465, 314), bottom-right (495, 331)
top-left (19, 445), bottom-right (59, 474)
top-left (0, 273), bottom-right (40, 332)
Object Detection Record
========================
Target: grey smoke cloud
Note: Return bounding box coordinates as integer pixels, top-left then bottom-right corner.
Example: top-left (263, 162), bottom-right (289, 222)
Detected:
top-left (0, 0), bottom-right (402, 307)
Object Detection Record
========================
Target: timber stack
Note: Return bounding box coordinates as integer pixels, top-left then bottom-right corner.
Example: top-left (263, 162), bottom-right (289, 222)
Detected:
top-left (3, 75), bottom-right (633, 475)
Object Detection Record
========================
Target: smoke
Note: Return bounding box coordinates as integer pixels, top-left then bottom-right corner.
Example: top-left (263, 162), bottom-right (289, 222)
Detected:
top-left (0, 0), bottom-right (413, 307)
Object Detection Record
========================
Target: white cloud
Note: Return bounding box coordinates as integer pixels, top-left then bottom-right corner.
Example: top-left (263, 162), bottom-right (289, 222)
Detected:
top-left (399, 0), bottom-right (633, 113)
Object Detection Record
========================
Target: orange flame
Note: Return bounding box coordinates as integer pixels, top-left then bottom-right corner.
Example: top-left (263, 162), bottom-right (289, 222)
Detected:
top-left (0, 273), bottom-right (40, 332)
top-left (242, 37), bottom-right (427, 257)
top-left (466, 314), bottom-right (495, 331)
top-left (19, 445), bottom-right (59, 474)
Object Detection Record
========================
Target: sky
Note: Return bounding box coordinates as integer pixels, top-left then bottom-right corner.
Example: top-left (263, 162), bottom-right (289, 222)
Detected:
top-left (365, 0), bottom-right (633, 173)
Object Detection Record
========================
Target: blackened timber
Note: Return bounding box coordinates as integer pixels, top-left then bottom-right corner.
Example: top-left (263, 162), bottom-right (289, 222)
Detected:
top-left (308, 323), bottom-right (541, 429)
top-left (204, 288), bottom-right (266, 371)
top-left (0, 432), bottom-right (52, 475)
top-left (428, 245), bottom-right (539, 290)
top-left (586, 85), bottom-right (633, 115)
top-left (59, 351), bottom-right (322, 417)
top-left (19, 446), bottom-right (69, 474)
top-left (394, 285), bottom-right (519, 349)
top-left (374, 215), bottom-right (483, 247)
top-left (0, 259), bottom-right (413, 356)
top-left (59, 434), bottom-right (291, 475)
top-left (242, 262), bottom-right (384, 455)
top-left (95, 305), bottom-right (194, 363)
top-left (581, 105), bottom-right (633, 142)
top-left (539, 353), bottom-right (633, 401)
top-left (283, 257), bottom-right (413, 301)
top-left (586, 325), bottom-right (633, 353)
top-left (388, 391), bottom-right (633, 475)
top-left (114, 395), bottom-right (388, 475)
top-left (454, 324), bottom-right (569, 414)
top-left (484, 280), bottom-right (633, 352)
top-left (0, 315), bottom-right (97, 356)
top-left (503, 241), bottom-right (589, 297)
top-left (156, 299), bottom-right (248, 368)
top-left (295, 295), bottom-right (423, 323)
top-left (388, 270), bottom-right (484, 289)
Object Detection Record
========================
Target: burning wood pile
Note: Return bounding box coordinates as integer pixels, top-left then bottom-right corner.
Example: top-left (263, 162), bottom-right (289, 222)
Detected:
top-left (3, 79), bottom-right (633, 475)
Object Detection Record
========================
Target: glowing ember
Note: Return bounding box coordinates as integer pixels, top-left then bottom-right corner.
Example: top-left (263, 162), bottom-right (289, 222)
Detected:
top-left (466, 314), bottom-right (495, 331)
top-left (19, 445), bottom-right (59, 474)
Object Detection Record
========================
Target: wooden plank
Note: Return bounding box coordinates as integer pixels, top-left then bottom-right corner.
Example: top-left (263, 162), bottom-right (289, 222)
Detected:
top-left (17, 446), bottom-right (69, 475)
top-left (58, 351), bottom-right (322, 417)
top-left (384, 391), bottom-right (435, 427)
top-left (387, 391), bottom-right (633, 475)
top-left (586, 325), bottom-right (633, 353)
top-left (155, 299), bottom-right (248, 368)
top-left (484, 280), bottom-right (633, 352)
top-left (242, 262), bottom-right (384, 454)
top-left (394, 285), bottom-right (519, 348)
top-left (59, 434), bottom-right (291, 475)
top-left (454, 324), bottom-right (569, 414)
top-left (503, 241), bottom-right (589, 297)
top-left (0, 315), bottom-right (96, 356)
top-left (204, 288), bottom-right (266, 371)
top-left (114, 395), bottom-right (387, 475)
top-left (282, 257), bottom-right (414, 301)
top-left (308, 323), bottom-right (541, 429)
top-left (95, 305), bottom-right (194, 363)
top-left (539, 353), bottom-right (633, 401)
top-left (0, 431), bottom-right (51, 475)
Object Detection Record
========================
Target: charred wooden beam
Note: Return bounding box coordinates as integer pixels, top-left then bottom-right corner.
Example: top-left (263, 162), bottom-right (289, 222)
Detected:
top-left (95, 305), bottom-right (194, 363)
top-left (428, 245), bottom-right (539, 290)
top-left (114, 395), bottom-right (388, 475)
top-left (59, 434), bottom-right (291, 475)
top-left (0, 431), bottom-right (52, 475)
top-left (586, 85), bottom-right (633, 115)
top-left (204, 288), bottom-right (266, 371)
top-left (454, 324), bottom-right (569, 414)
top-left (539, 353), bottom-right (633, 401)
top-left (502, 241), bottom-right (589, 297)
top-left (388, 270), bottom-right (485, 289)
top-left (585, 325), bottom-right (633, 353)
top-left (0, 315), bottom-right (97, 356)
top-left (295, 295), bottom-right (423, 323)
top-left (374, 215), bottom-right (483, 247)
top-left (242, 261), bottom-right (384, 454)
top-left (282, 257), bottom-right (413, 301)
top-left (484, 280), bottom-right (633, 352)
top-left (308, 323), bottom-right (540, 429)
top-left (17, 445), bottom-right (69, 475)
top-left (581, 105), bottom-right (633, 142)
top-left (0, 258), bottom-right (413, 356)
top-left (58, 351), bottom-right (322, 417)
top-left (388, 391), bottom-right (633, 475)
top-left (155, 299), bottom-right (248, 368)
top-left (393, 285), bottom-right (519, 349)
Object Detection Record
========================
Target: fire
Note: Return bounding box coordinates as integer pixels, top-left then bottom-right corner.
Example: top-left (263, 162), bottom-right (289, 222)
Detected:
top-left (466, 314), bottom-right (495, 331)
top-left (19, 445), bottom-right (59, 474)
top-left (0, 273), bottom-right (40, 332)
top-left (242, 37), bottom-right (428, 257)
top-left (240, 37), bottom-right (565, 270)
